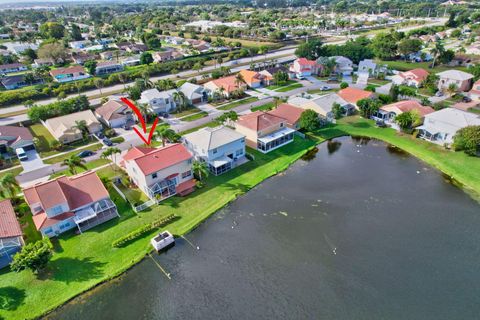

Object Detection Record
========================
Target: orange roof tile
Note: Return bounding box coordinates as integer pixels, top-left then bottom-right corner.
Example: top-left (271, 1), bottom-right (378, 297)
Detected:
top-left (237, 111), bottom-right (285, 132)
top-left (337, 87), bottom-right (374, 104)
top-left (267, 103), bottom-right (303, 126)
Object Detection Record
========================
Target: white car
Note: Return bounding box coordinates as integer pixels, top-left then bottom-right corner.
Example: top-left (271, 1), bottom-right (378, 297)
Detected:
top-left (16, 148), bottom-right (28, 161)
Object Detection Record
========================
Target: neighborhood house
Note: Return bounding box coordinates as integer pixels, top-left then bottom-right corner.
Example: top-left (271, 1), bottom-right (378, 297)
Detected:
top-left (50, 66), bottom-right (91, 83)
top-left (289, 58), bottom-right (321, 78)
top-left (337, 87), bottom-right (375, 108)
top-left (178, 82), bottom-right (208, 104)
top-left (204, 75), bottom-right (247, 98)
top-left (139, 89), bottom-right (177, 114)
top-left (23, 171), bottom-right (119, 237)
top-left (183, 126), bottom-right (246, 175)
top-left (391, 68), bottom-right (429, 88)
top-left (95, 99), bottom-right (134, 128)
top-left (372, 100), bottom-right (434, 127)
top-left (122, 144), bottom-right (196, 201)
top-left (0, 125), bottom-right (35, 155)
top-left (0, 199), bottom-right (23, 269)
top-left (235, 111), bottom-right (295, 153)
top-left (44, 110), bottom-right (102, 144)
top-left (437, 70), bottom-right (474, 92)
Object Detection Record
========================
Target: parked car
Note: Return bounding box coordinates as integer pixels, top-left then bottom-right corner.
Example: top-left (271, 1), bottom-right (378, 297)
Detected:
top-left (462, 96), bottom-right (472, 103)
top-left (320, 85), bottom-right (331, 91)
top-left (123, 124), bottom-right (131, 130)
top-left (77, 150), bottom-right (94, 158)
top-left (435, 91), bottom-right (444, 97)
top-left (15, 147), bottom-right (28, 161)
top-left (95, 132), bottom-right (105, 139)
top-left (102, 138), bottom-right (113, 146)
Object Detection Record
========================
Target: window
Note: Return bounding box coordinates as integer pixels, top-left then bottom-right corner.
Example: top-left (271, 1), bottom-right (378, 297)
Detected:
top-left (235, 149), bottom-right (243, 156)
top-left (188, 159), bottom-right (192, 164)
top-left (51, 205), bottom-right (63, 215)
top-left (152, 173), bottom-right (158, 179)
top-left (280, 123), bottom-right (284, 127)
top-left (212, 148), bottom-right (218, 154)
top-left (182, 170), bottom-right (192, 179)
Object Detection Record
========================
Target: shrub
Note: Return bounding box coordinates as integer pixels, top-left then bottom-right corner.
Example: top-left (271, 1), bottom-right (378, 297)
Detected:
top-left (453, 125), bottom-right (480, 156)
top-left (11, 238), bottom-right (53, 274)
top-left (112, 214), bottom-right (176, 248)
top-left (340, 82), bottom-right (349, 89)
top-left (104, 128), bottom-right (116, 138)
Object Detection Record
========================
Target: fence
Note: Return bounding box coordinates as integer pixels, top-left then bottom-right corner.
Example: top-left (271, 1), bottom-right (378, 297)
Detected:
top-left (111, 182), bottom-right (127, 201)
top-left (295, 131), bottom-right (306, 139)
top-left (133, 199), bottom-right (157, 213)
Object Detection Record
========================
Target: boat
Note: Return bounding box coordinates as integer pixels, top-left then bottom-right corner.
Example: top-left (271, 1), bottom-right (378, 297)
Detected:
top-left (150, 231), bottom-right (175, 251)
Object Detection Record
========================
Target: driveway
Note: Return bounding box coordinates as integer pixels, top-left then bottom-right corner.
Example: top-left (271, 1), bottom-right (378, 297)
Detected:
top-left (20, 149), bottom-right (46, 173)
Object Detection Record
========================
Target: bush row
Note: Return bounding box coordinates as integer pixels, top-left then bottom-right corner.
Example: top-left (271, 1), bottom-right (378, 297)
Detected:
top-left (112, 214), bottom-right (176, 248)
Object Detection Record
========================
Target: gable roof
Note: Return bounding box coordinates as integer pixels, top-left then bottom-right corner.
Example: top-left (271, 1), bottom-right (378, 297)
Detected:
top-left (239, 69), bottom-right (262, 84)
top-left (381, 100), bottom-right (434, 117)
top-left (184, 126), bottom-right (245, 151)
top-left (236, 111), bottom-right (285, 132)
top-left (124, 143), bottom-right (192, 175)
top-left (50, 66), bottom-right (86, 77)
top-left (424, 107), bottom-right (480, 129)
top-left (400, 68), bottom-right (429, 82)
top-left (179, 82), bottom-right (205, 100)
top-left (296, 58), bottom-right (317, 66)
top-left (0, 199), bottom-right (22, 239)
top-left (437, 70), bottom-right (474, 81)
top-left (0, 125), bottom-right (33, 146)
top-left (23, 171), bottom-right (109, 215)
top-left (208, 75), bottom-right (243, 93)
top-left (267, 103), bottom-right (304, 125)
top-left (337, 87), bottom-right (374, 104)
top-left (45, 110), bottom-right (99, 138)
top-left (96, 100), bottom-right (130, 121)
top-left (140, 88), bottom-right (176, 101)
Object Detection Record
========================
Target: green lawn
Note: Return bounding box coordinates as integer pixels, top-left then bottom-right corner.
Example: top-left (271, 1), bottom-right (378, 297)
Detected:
top-left (181, 111), bottom-right (208, 122)
top-left (0, 137), bottom-right (315, 320)
top-left (28, 124), bottom-right (56, 155)
top-left (265, 80), bottom-right (296, 90)
top-left (306, 88), bottom-right (339, 95)
top-left (50, 159), bottom-right (111, 179)
top-left (179, 121), bottom-right (219, 135)
top-left (376, 60), bottom-right (468, 73)
top-left (310, 116), bottom-right (480, 199)
top-left (171, 107), bottom-right (201, 118)
top-left (251, 102), bottom-right (275, 112)
top-left (217, 97), bottom-right (259, 111)
top-left (44, 143), bottom-right (103, 165)
top-left (275, 83), bottom-right (303, 92)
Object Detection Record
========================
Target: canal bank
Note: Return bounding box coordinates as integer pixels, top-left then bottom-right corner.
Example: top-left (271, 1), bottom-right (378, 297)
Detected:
top-left (2, 116), bottom-right (480, 320)
top-left (47, 136), bottom-right (480, 320)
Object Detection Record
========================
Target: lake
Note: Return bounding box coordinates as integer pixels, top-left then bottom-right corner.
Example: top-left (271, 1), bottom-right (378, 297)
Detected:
top-left (47, 137), bottom-right (480, 320)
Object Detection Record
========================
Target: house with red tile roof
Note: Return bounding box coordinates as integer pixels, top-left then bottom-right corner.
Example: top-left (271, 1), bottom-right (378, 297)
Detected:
top-left (203, 75), bottom-right (247, 98)
top-left (337, 87), bottom-right (375, 107)
top-left (23, 171), bottom-right (119, 237)
top-left (50, 66), bottom-right (91, 83)
top-left (267, 103), bottom-right (304, 129)
top-left (391, 68), bottom-right (430, 88)
top-left (235, 111), bottom-right (295, 153)
top-left (289, 58), bottom-right (321, 78)
top-left (0, 199), bottom-right (23, 269)
top-left (238, 70), bottom-right (265, 88)
top-left (122, 144), bottom-right (195, 201)
top-left (372, 100), bottom-right (434, 129)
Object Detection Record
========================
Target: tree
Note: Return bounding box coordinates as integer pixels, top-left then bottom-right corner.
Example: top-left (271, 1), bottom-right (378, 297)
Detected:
top-left (216, 111), bottom-right (238, 126)
top-left (235, 72), bottom-right (245, 88)
top-left (11, 239), bottom-right (53, 274)
top-left (0, 173), bottom-right (19, 199)
top-left (71, 24), bottom-right (83, 41)
top-left (389, 83), bottom-right (399, 102)
top-left (73, 120), bottom-right (89, 140)
top-left (192, 62), bottom-right (203, 74)
top-left (63, 154), bottom-right (87, 174)
top-left (447, 83), bottom-right (458, 96)
top-left (294, 39), bottom-right (323, 60)
top-left (84, 60), bottom-right (97, 76)
top-left (430, 41), bottom-right (445, 68)
top-left (340, 82), bottom-right (349, 89)
top-left (398, 38), bottom-right (423, 59)
top-left (22, 48), bottom-right (37, 62)
top-left (192, 160), bottom-right (209, 181)
top-left (155, 126), bottom-right (177, 147)
top-left (357, 98), bottom-right (381, 118)
top-left (39, 22), bottom-right (65, 39)
top-left (453, 126), bottom-right (480, 156)
top-left (422, 73), bottom-right (439, 95)
top-left (140, 52), bottom-right (153, 65)
top-left (299, 109), bottom-right (320, 132)
top-left (395, 111), bottom-right (418, 132)
top-left (332, 102), bottom-right (343, 119)
top-left (94, 78), bottom-right (105, 95)
top-left (37, 42), bottom-right (68, 63)
top-left (172, 91), bottom-right (188, 112)
top-left (101, 147), bottom-right (121, 171)
top-left (273, 71), bottom-right (288, 85)
top-left (370, 32), bottom-right (398, 60)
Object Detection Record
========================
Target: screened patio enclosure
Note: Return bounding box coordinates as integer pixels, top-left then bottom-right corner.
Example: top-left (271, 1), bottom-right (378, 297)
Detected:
top-left (147, 177), bottom-right (177, 201)
top-left (208, 156), bottom-right (233, 175)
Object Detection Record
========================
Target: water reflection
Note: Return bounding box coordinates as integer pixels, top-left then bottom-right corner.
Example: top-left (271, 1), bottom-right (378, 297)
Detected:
top-left (386, 144), bottom-right (409, 157)
top-left (301, 147), bottom-right (319, 161)
top-left (327, 139), bottom-right (342, 155)
top-left (351, 136), bottom-right (371, 145)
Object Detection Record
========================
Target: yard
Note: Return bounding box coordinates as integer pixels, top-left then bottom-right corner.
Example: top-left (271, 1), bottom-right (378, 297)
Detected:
top-left (217, 97), bottom-right (259, 111)
top-left (375, 60), bottom-right (469, 73)
top-left (28, 123), bottom-right (56, 156)
top-left (171, 106), bottom-right (202, 118)
top-left (181, 111), bottom-right (209, 122)
top-left (265, 80), bottom-right (297, 91)
top-left (251, 102), bottom-right (275, 112)
top-left (43, 142), bottom-right (104, 165)
top-left (275, 83), bottom-right (303, 92)
top-left (0, 137), bottom-right (315, 320)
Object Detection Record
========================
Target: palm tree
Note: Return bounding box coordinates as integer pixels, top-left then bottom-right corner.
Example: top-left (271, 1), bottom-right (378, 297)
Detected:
top-left (155, 126), bottom-right (177, 147)
top-left (0, 173), bottom-right (19, 199)
top-left (172, 91), bottom-right (188, 112)
top-left (430, 41), bottom-right (445, 68)
top-left (447, 83), bottom-right (458, 96)
top-left (101, 147), bottom-right (121, 172)
top-left (273, 96), bottom-right (280, 108)
top-left (73, 120), bottom-right (89, 140)
top-left (62, 155), bottom-right (87, 175)
top-left (192, 160), bottom-right (209, 181)
top-left (94, 78), bottom-right (105, 95)
top-left (235, 73), bottom-right (245, 88)
top-left (118, 73), bottom-right (128, 90)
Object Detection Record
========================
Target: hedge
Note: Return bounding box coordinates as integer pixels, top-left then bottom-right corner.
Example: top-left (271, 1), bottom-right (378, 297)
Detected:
top-left (112, 214), bottom-right (176, 248)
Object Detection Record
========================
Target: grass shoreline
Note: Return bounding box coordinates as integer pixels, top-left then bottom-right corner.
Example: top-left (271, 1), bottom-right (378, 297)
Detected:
top-left (2, 116), bottom-right (480, 319)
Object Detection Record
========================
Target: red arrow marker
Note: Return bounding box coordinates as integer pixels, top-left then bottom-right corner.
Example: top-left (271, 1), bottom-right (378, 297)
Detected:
top-left (121, 97), bottom-right (159, 146)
